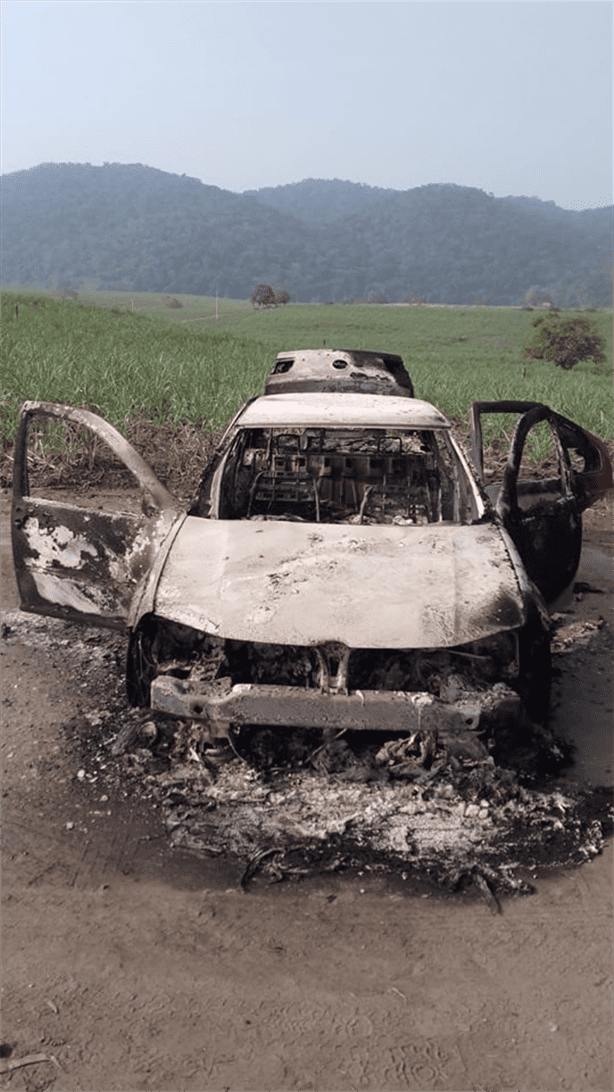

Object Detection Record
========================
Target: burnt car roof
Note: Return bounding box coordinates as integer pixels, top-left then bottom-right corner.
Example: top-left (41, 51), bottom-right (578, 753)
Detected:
top-left (238, 392), bottom-right (449, 429)
top-left (264, 349), bottom-right (414, 398)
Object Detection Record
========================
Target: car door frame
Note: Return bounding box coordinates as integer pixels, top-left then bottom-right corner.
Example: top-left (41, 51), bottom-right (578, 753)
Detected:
top-left (469, 400), bottom-right (612, 603)
top-left (12, 401), bottom-right (185, 630)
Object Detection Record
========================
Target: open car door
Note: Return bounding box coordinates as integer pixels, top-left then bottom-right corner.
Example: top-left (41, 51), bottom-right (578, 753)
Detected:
top-left (469, 401), bottom-right (612, 604)
top-left (12, 402), bottom-right (185, 629)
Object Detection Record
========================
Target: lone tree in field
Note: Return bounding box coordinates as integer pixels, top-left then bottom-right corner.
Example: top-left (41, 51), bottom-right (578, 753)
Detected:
top-left (251, 284), bottom-right (276, 309)
top-left (525, 314), bottom-right (606, 371)
top-left (273, 286), bottom-right (292, 306)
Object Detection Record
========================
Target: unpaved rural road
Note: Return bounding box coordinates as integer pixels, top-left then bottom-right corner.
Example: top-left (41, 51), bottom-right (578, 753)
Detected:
top-left (1, 488), bottom-right (612, 1092)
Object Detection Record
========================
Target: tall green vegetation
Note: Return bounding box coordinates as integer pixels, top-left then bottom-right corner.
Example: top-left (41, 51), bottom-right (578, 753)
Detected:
top-left (3, 291), bottom-right (611, 464)
top-left (1, 291), bottom-right (271, 443)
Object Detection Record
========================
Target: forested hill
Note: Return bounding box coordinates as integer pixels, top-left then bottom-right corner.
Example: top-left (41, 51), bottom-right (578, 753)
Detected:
top-left (2, 163), bottom-right (611, 305)
top-left (243, 178), bottom-right (393, 223)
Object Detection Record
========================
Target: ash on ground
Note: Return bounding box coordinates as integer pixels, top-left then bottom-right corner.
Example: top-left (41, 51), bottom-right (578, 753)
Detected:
top-left (145, 719), bottom-right (611, 903)
top-left (3, 608), bottom-right (612, 905)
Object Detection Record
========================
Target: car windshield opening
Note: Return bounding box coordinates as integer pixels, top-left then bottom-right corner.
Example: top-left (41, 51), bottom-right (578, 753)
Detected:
top-left (217, 427), bottom-right (477, 524)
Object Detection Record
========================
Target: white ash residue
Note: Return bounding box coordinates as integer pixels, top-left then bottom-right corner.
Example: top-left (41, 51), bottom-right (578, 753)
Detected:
top-left (3, 607), bottom-right (611, 900)
top-left (153, 748), bottom-right (611, 898)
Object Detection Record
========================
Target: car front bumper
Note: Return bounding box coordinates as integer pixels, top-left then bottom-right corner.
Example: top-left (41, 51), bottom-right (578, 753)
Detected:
top-left (150, 675), bottom-right (521, 742)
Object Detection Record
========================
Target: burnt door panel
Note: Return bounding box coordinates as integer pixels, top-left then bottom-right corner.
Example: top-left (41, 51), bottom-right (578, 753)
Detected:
top-left (12, 402), bottom-right (184, 629)
top-left (505, 495), bottom-right (582, 604)
top-left (469, 401), bottom-right (612, 603)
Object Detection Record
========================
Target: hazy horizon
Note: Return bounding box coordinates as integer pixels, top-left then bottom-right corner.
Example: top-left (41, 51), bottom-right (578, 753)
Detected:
top-left (2, 2), bottom-right (612, 212)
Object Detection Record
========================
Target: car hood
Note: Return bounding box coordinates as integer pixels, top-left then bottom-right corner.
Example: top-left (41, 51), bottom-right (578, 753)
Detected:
top-left (152, 518), bottom-right (526, 648)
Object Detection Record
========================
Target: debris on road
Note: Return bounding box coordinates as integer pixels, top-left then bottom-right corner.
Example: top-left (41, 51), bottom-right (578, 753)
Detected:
top-left (0, 1052), bottom-right (55, 1075)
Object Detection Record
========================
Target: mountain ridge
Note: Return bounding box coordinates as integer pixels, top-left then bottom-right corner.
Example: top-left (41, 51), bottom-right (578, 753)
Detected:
top-left (2, 163), bottom-right (611, 305)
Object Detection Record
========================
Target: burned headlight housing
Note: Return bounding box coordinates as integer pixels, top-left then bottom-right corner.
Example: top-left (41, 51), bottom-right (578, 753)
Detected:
top-left (447, 630), bottom-right (519, 683)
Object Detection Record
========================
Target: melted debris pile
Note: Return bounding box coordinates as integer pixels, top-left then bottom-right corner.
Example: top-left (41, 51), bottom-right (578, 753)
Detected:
top-left (550, 612), bottom-right (607, 653)
top-left (2, 608), bottom-right (612, 901)
top-left (147, 724), bottom-right (611, 898)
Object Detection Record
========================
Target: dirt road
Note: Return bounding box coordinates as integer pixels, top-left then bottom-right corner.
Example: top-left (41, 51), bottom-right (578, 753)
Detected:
top-left (1, 488), bottom-right (612, 1092)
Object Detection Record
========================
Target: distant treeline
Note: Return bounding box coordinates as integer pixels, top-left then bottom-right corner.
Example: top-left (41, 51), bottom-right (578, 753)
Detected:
top-left (2, 164), bottom-right (611, 306)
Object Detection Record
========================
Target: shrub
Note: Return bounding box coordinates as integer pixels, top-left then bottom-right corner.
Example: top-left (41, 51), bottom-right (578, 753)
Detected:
top-left (525, 314), bottom-right (607, 371)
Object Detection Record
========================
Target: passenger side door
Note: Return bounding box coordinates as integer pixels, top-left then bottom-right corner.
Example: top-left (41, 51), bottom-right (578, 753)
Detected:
top-left (469, 401), bottom-right (612, 603)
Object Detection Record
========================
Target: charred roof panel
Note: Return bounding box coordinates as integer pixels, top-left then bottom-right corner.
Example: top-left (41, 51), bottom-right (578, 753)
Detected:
top-left (265, 349), bottom-right (414, 397)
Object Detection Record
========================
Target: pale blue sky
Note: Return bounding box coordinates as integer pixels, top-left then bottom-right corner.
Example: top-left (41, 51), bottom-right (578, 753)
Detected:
top-left (1, 1), bottom-right (611, 208)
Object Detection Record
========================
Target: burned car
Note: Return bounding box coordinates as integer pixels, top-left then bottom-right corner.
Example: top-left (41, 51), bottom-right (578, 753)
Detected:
top-left (11, 349), bottom-right (612, 766)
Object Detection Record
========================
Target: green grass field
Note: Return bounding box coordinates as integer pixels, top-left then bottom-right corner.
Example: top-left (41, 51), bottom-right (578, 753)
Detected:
top-left (2, 288), bottom-right (612, 474)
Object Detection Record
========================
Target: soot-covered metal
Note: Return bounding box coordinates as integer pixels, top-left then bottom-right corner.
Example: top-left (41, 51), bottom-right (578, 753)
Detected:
top-left (11, 353), bottom-right (612, 772)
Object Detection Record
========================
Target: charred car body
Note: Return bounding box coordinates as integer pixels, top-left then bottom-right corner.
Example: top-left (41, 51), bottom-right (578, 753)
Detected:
top-left (11, 349), bottom-right (612, 764)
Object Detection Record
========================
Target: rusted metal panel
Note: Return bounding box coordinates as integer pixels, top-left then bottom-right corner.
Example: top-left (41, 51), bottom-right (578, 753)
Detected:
top-left (150, 675), bottom-right (521, 735)
top-left (151, 517), bottom-right (526, 648)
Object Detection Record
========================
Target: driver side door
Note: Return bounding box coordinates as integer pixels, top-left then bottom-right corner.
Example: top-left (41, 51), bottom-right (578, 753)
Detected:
top-left (12, 402), bottom-right (185, 629)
